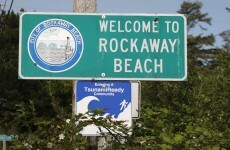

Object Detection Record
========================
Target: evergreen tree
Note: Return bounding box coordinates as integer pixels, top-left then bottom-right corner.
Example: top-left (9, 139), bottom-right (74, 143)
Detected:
top-left (0, 11), bottom-right (72, 134)
top-left (136, 1), bottom-right (230, 149)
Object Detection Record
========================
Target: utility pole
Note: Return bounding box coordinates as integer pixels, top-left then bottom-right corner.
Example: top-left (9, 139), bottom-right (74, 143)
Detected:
top-left (73, 0), bottom-right (96, 13)
top-left (73, 0), bottom-right (105, 150)
top-left (72, 0), bottom-right (96, 115)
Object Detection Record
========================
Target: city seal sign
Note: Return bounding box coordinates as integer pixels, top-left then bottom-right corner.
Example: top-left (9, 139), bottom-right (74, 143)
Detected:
top-left (28, 19), bottom-right (84, 72)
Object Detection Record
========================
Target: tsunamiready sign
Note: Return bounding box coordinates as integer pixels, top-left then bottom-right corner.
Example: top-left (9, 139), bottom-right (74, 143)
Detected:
top-left (19, 13), bottom-right (187, 81)
top-left (75, 81), bottom-right (132, 136)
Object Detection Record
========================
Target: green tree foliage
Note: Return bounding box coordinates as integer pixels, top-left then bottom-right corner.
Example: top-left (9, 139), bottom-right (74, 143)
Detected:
top-left (177, 1), bottom-right (211, 31)
top-left (10, 109), bottom-right (132, 150)
top-left (0, 11), bottom-right (72, 134)
top-left (178, 1), bottom-right (215, 68)
top-left (219, 9), bottom-right (230, 52)
top-left (0, 10), bottom-right (21, 133)
top-left (133, 1), bottom-right (230, 149)
top-left (226, 7), bottom-right (230, 12)
top-left (220, 30), bottom-right (230, 52)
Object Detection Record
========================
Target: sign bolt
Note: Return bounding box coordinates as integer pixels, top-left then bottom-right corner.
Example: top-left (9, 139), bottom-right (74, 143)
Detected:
top-left (101, 73), bottom-right (106, 77)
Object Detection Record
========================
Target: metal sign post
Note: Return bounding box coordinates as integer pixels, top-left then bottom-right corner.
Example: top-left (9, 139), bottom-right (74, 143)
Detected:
top-left (73, 0), bottom-right (99, 149)
top-left (0, 135), bottom-right (12, 150)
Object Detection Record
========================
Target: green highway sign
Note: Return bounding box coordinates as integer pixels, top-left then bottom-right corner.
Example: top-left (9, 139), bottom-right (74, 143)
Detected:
top-left (19, 13), bottom-right (187, 81)
top-left (0, 135), bottom-right (12, 141)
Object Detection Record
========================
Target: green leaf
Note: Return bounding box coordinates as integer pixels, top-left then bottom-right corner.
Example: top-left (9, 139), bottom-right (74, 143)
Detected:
top-left (173, 134), bottom-right (183, 144)
top-left (161, 133), bottom-right (173, 144)
top-left (211, 146), bottom-right (220, 150)
top-left (161, 144), bottom-right (172, 150)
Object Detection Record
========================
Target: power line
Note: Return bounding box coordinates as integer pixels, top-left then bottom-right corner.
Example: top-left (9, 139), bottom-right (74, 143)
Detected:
top-left (0, 4), bottom-right (1, 12)
top-left (7, 0), bottom-right (13, 13)
top-left (3, 0), bottom-right (8, 11)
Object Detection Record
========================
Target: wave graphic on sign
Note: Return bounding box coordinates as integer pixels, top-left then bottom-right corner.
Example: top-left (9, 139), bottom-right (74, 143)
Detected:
top-left (76, 95), bottom-right (131, 136)
top-left (76, 96), bottom-right (99, 114)
top-left (76, 96), bottom-right (131, 120)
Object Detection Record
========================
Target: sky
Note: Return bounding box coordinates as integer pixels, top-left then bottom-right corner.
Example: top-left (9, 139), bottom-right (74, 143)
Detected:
top-left (1, 0), bottom-right (229, 47)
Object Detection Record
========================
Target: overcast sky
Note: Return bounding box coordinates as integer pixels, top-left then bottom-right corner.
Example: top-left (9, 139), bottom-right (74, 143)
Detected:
top-left (2, 0), bottom-right (230, 47)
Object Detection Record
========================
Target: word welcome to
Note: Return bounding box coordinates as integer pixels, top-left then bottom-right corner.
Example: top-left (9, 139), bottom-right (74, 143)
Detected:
top-left (98, 18), bottom-right (180, 74)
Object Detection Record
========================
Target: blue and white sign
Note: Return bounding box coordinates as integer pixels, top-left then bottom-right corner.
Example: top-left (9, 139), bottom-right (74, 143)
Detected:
top-left (28, 19), bottom-right (83, 72)
top-left (75, 81), bottom-right (132, 136)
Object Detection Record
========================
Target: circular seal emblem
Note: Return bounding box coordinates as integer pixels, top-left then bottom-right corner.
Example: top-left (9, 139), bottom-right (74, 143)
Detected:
top-left (28, 19), bottom-right (83, 72)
